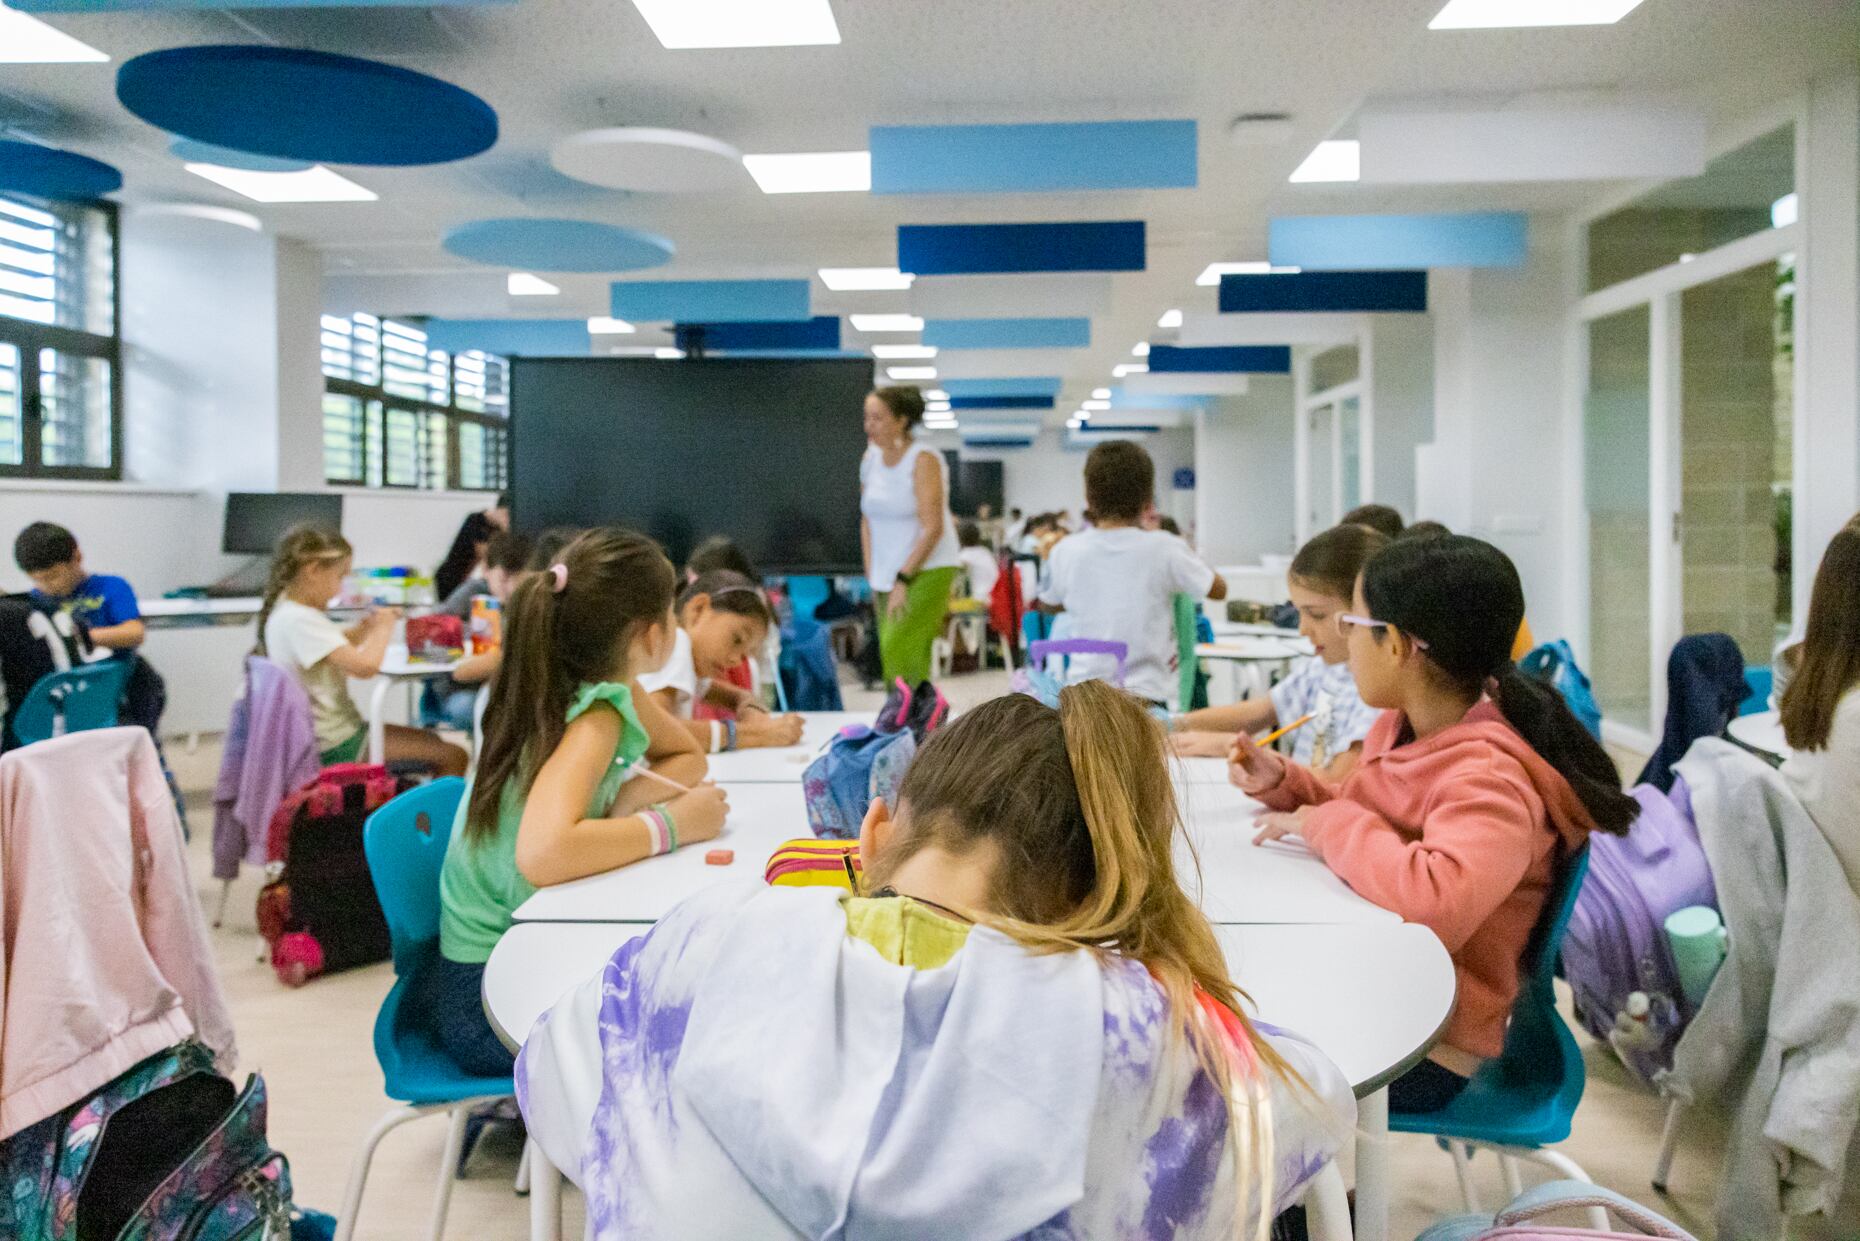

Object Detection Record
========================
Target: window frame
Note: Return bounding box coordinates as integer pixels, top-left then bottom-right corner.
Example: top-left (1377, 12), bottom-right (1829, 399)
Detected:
top-left (0, 197), bottom-right (123, 481)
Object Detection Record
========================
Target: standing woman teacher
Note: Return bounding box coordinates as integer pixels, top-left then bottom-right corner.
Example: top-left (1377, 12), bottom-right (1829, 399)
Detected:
top-left (860, 386), bottom-right (960, 685)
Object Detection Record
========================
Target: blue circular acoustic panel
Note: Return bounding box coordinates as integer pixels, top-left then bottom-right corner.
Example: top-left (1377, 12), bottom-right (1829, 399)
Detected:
top-left (170, 137), bottom-right (311, 174)
top-left (442, 218), bottom-right (675, 273)
top-left (0, 140), bottom-right (121, 201)
top-left (118, 45), bottom-right (497, 167)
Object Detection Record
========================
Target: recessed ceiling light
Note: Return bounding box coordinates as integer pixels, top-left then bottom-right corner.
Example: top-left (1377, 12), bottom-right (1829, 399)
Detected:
top-left (850, 313), bottom-right (923, 333)
top-left (886, 365), bottom-right (937, 380)
top-left (1428, 0), bottom-right (1646, 28)
top-left (508, 272), bottom-right (560, 296)
top-left (871, 343), bottom-right (937, 359)
top-left (629, 0), bottom-right (841, 48)
top-left (743, 151), bottom-right (869, 194)
top-left (925, 417), bottom-right (958, 428)
top-left (1132, 342), bottom-right (1150, 357)
top-left (588, 316), bottom-right (636, 334)
top-left (819, 266), bottom-right (914, 291)
top-left (926, 401), bottom-right (952, 412)
top-left (1157, 308), bottom-right (1183, 329)
top-left (1066, 418), bottom-right (1083, 429)
top-left (1091, 387), bottom-right (1111, 400)
top-left (0, 9), bottom-right (108, 63)
top-left (1112, 363), bottom-right (1147, 378)
top-left (184, 162), bottom-right (376, 203)
top-left (925, 388), bottom-right (948, 400)
top-left (1771, 192), bottom-right (1798, 229)
top-left (656, 346), bottom-right (687, 359)
top-left (1082, 399), bottom-right (1110, 411)
top-left (1289, 140), bottom-right (1360, 183)
top-left (1196, 261), bottom-right (1301, 285)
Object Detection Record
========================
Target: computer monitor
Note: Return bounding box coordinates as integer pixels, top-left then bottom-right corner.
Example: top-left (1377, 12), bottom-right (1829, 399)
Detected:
top-left (221, 493), bottom-right (344, 556)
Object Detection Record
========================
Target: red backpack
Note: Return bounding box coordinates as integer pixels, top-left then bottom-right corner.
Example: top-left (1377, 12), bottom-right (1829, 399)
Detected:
top-left (256, 763), bottom-right (405, 986)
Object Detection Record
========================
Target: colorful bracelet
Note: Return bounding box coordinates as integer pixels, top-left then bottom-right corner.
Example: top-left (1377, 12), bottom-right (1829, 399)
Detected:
top-left (708, 719), bottom-right (723, 754)
top-left (657, 800), bottom-right (679, 853)
top-left (723, 718), bottom-right (738, 751)
top-left (640, 805), bottom-right (676, 856)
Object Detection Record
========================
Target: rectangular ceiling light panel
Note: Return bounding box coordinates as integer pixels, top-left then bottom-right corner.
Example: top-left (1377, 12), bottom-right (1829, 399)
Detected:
top-left (1358, 104), bottom-right (1704, 183)
top-left (185, 163), bottom-right (375, 202)
top-left (1428, 0), bottom-right (1646, 28)
top-left (870, 120), bottom-right (1195, 194)
top-left (629, 0), bottom-right (840, 47)
top-left (849, 313), bottom-right (923, 333)
top-left (819, 266), bottom-right (913, 291)
top-left (898, 220), bottom-right (1145, 275)
top-left (1197, 261), bottom-right (1298, 285)
top-left (0, 8), bottom-right (107, 59)
top-left (1289, 140), bottom-right (1359, 183)
top-left (743, 151), bottom-right (869, 193)
top-left (1269, 212), bottom-right (1528, 270)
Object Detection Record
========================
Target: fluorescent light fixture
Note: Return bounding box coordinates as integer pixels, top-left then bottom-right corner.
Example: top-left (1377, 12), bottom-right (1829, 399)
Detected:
top-left (1196, 260), bottom-right (1300, 285)
top-left (1091, 387), bottom-right (1111, 400)
top-left (1132, 342), bottom-right (1150, 357)
top-left (1082, 399), bottom-right (1110, 411)
top-left (927, 404), bottom-right (952, 414)
top-left (871, 343), bottom-right (937, 359)
top-left (629, 0), bottom-right (840, 48)
top-left (925, 388), bottom-right (948, 400)
top-left (0, 9), bottom-right (108, 63)
top-left (743, 151), bottom-right (870, 194)
top-left (655, 346), bottom-right (687, 359)
top-left (1066, 418), bottom-right (1083, 429)
top-left (1429, 0), bottom-right (1646, 28)
top-left (508, 272), bottom-right (560, 296)
top-left (1771, 192), bottom-right (1798, 229)
top-left (587, 316), bottom-right (636, 334)
top-left (1157, 308), bottom-right (1183, 329)
top-left (1112, 363), bottom-right (1147, 378)
top-left (1289, 140), bottom-right (1359, 184)
top-left (819, 265), bottom-right (913, 291)
top-left (886, 366), bottom-right (937, 380)
top-left (184, 163), bottom-right (376, 203)
top-left (925, 417), bottom-right (958, 428)
top-left (850, 313), bottom-right (923, 333)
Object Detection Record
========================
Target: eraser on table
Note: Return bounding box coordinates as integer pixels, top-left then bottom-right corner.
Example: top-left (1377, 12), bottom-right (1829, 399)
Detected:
top-left (705, 849), bottom-right (734, 866)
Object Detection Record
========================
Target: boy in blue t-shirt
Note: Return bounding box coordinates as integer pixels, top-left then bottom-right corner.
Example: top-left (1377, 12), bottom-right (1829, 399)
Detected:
top-left (14, 522), bottom-right (144, 658)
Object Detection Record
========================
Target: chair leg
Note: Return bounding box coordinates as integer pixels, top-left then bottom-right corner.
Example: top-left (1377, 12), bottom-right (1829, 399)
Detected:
top-left (1502, 1146), bottom-right (1609, 1228)
top-left (1500, 1151), bottom-right (1525, 1197)
top-left (1652, 1097), bottom-right (1684, 1194)
top-left (333, 1105), bottom-right (427, 1241)
top-left (1302, 1162), bottom-right (1352, 1241)
top-left (213, 878), bottom-right (233, 928)
top-left (529, 1142), bottom-right (564, 1241)
top-left (515, 1141), bottom-right (532, 1196)
top-left (429, 1106), bottom-right (472, 1241)
top-left (1448, 1142), bottom-right (1481, 1213)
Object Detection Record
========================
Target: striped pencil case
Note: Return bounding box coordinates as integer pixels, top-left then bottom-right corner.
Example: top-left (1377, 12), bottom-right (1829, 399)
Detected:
top-left (764, 838), bottom-right (863, 891)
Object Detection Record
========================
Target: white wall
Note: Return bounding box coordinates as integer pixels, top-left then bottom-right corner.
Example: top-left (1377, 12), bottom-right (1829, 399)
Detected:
top-left (1369, 314), bottom-right (1433, 518)
top-left (1194, 375), bottom-right (1298, 566)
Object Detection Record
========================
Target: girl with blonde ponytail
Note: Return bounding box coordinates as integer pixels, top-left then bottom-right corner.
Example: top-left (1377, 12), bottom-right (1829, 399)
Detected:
top-left (517, 681), bottom-right (1354, 1239)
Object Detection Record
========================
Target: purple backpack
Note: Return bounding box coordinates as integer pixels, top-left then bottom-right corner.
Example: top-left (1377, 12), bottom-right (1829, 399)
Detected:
top-left (1561, 779), bottom-right (1717, 1084)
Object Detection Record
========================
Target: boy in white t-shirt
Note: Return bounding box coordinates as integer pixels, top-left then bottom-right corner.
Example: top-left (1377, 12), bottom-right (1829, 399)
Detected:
top-left (1038, 441), bottom-right (1226, 707)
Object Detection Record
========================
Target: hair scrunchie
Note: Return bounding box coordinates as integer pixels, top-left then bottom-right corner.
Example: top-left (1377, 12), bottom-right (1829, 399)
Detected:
top-left (550, 563), bottom-right (568, 593)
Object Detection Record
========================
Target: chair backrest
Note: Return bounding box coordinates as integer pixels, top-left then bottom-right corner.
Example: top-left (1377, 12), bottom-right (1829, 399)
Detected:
top-left (12, 661), bottom-right (131, 745)
top-left (1029, 638), bottom-right (1128, 686)
top-left (1496, 845), bottom-right (1591, 1099)
top-left (469, 683), bottom-right (491, 770)
top-left (1172, 594), bottom-right (1199, 708)
top-left (1738, 666), bottom-right (1773, 717)
top-left (362, 777), bottom-right (466, 977)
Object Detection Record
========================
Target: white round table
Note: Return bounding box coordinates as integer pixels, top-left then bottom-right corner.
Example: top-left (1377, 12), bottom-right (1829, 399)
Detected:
top-left (367, 648), bottom-right (462, 764)
top-left (699, 711), bottom-right (872, 783)
top-left (1196, 636), bottom-right (1308, 706)
top-left (1726, 709), bottom-right (1788, 762)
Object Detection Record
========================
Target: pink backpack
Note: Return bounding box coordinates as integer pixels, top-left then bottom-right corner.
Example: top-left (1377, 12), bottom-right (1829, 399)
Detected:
top-left (1415, 1181), bottom-right (1699, 1241)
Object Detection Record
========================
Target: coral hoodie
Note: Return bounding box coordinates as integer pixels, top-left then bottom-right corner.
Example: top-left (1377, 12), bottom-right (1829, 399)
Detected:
top-left (1258, 699), bottom-right (1596, 1070)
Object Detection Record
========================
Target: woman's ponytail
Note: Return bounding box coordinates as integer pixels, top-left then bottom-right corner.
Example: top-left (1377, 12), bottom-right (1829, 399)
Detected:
top-left (1491, 664), bottom-right (1637, 835)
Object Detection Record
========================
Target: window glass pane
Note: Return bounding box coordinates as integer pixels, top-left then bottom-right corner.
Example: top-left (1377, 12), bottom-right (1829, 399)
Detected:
top-left (420, 411), bottom-right (449, 490)
top-left (1338, 395), bottom-right (1362, 512)
top-left (458, 420), bottom-right (488, 489)
top-left (384, 406), bottom-right (418, 486)
top-left (381, 320), bottom-right (437, 402)
top-left (38, 349), bottom-right (112, 469)
top-left (0, 196), bottom-right (112, 334)
top-left (1585, 306), bottom-right (1652, 731)
top-left (365, 400), bottom-right (383, 488)
top-left (0, 343), bottom-right (20, 466)
top-left (323, 392), bottom-right (366, 483)
top-left (1308, 403), bottom-right (1334, 531)
top-left (1587, 125), bottom-right (1795, 293)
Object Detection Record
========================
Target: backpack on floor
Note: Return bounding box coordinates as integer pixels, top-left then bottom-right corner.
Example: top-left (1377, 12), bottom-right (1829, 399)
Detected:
top-left (0, 1041), bottom-right (292, 1241)
top-left (803, 726), bottom-right (917, 840)
top-left (257, 762), bottom-right (405, 986)
top-left (1560, 779), bottom-right (1717, 1085)
top-left (874, 677), bottom-right (949, 742)
top-left (1519, 640), bottom-right (1603, 741)
top-left (0, 596), bottom-right (89, 751)
top-left (1415, 1179), bottom-right (1698, 1241)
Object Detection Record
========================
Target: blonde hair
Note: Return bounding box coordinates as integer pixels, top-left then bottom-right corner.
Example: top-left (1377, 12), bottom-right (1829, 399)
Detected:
top-left (255, 523), bottom-right (352, 656)
top-left (868, 682), bottom-right (1304, 1238)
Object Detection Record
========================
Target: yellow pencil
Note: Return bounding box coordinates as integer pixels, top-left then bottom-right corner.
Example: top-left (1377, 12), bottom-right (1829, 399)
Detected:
top-left (1257, 713), bottom-right (1316, 747)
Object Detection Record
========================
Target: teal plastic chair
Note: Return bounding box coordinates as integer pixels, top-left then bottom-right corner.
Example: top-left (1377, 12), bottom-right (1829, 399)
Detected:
top-left (337, 779), bottom-right (532, 1241)
top-left (1391, 847), bottom-right (1610, 1221)
top-left (12, 660), bottom-right (130, 745)
top-left (1738, 666), bottom-right (1773, 716)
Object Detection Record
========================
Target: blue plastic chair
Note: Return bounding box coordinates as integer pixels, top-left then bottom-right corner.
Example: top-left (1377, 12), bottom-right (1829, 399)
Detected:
top-left (12, 660), bottom-right (130, 745)
top-left (337, 779), bottom-right (531, 1241)
top-left (1391, 847), bottom-right (1610, 1221)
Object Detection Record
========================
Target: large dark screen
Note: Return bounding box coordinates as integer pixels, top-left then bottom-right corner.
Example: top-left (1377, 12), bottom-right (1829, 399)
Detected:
top-left (511, 357), bottom-right (873, 573)
top-left (942, 454), bottom-right (1005, 517)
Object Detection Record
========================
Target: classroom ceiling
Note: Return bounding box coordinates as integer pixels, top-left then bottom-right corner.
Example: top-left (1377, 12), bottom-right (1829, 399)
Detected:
top-left (1, 0), bottom-right (1853, 426)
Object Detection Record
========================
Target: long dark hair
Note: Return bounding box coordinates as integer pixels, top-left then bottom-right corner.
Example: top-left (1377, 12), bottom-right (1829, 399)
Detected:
top-left (1289, 522), bottom-right (1389, 600)
top-left (435, 510), bottom-right (494, 600)
top-left (1780, 523), bottom-right (1860, 751)
top-left (465, 527), bottom-right (676, 842)
top-left (1361, 535), bottom-right (1636, 836)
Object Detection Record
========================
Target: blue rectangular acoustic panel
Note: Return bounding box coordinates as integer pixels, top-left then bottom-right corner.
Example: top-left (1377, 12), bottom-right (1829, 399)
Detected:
top-left (1109, 392), bottom-right (1206, 411)
top-left (1219, 271), bottom-right (1427, 314)
top-left (898, 221), bottom-right (1145, 275)
top-left (422, 319), bottom-right (589, 357)
top-left (922, 318), bottom-right (1090, 350)
top-left (870, 120), bottom-right (1196, 194)
top-left (678, 317), bottom-right (840, 351)
top-left (1269, 212), bottom-right (1528, 270)
top-left (1147, 345), bottom-right (1291, 374)
top-left (964, 437), bottom-right (1037, 449)
top-left (941, 377), bottom-right (1062, 399)
top-left (948, 396), bottom-right (1054, 410)
top-left (612, 279), bottom-right (810, 324)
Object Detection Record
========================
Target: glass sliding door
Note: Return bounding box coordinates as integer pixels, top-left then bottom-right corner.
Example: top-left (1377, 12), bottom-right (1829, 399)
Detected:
top-left (1307, 401), bottom-right (1335, 536)
top-left (1584, 306), bottom-right (1653, 730)
top-left (1338, 395), bottom-right (1362, 514)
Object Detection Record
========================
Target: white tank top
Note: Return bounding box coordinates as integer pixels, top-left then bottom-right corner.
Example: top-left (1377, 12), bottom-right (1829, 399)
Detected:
top-left (860, 440), bottom-right (960, 590)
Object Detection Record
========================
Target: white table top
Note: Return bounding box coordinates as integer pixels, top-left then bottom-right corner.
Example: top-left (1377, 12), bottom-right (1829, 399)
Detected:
top-left (512, 783), bottom-right (810, 923)
top-left (483, 919), bottom-right (1453, 1094)
top-left (1206, 619), bottom-right (1300, 640)
top-left (1172, 754), bottom-right (1232, 785)
top-left (379, 647), bottom-right (462, 679)
top-left (1196, 637), bottom-right (1310, 661)
top-left (702, 711), bottom-right (873, 783)
top-left (1726, 709), bottom-right (1788, 760)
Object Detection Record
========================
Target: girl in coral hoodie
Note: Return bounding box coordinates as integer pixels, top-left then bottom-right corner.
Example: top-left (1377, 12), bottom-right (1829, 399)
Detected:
top-left (1231, 534), bottom-right (1638, 1113)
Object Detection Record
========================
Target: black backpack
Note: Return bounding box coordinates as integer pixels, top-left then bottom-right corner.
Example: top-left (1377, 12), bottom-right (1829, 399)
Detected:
top-left (0, 595), bottom-right (88, 751)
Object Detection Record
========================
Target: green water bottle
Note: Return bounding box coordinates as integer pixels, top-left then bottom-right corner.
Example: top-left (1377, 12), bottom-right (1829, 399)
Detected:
top-left (1665, 905), bottom-right (1728, 1008)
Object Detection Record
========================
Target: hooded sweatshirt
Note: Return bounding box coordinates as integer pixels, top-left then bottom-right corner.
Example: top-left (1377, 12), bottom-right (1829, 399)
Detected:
top-left (1257, 700), bottom-right (1596, 1070)
top-left (518, 882), bottom-right (1354, 1241)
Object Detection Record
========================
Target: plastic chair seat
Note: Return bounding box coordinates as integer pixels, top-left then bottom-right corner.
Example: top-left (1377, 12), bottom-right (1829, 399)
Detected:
top-left (373, 956), bottom-right (513, 1107)
top-left (1387, 1019), bottom-right (1585, 1147)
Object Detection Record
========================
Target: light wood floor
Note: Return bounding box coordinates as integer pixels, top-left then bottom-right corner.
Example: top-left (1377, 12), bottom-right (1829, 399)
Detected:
top-left (165, 672), bottom-right (1809, 1239)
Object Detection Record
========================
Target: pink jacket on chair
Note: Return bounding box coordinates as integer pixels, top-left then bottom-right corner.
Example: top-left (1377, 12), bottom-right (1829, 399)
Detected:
top-left (0, 727), bottom-right (236, 1139)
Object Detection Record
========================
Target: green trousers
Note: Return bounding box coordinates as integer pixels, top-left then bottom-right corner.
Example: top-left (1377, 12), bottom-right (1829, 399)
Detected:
top-left (876, 566), bottom-right (959, 685)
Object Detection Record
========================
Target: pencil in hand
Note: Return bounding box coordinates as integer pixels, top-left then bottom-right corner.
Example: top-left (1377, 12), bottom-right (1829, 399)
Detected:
top-left (1256, 713), bottom-right (1315, 748)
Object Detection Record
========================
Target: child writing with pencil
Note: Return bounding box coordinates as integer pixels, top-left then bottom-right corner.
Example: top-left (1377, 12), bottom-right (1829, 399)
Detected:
top-left (639, 570), bottom-right (803, 750)
top-left (1171, 523), bottom-right (1388, 780)
top-left (433, 528), bottom-right (726, 1074)
top-left (1231, 535), bottom-right (1637, 1111)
